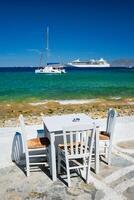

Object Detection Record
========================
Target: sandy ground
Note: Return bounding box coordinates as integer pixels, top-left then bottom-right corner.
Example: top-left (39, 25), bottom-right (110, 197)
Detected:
top-left (0, 98), bottom-right (134, 127)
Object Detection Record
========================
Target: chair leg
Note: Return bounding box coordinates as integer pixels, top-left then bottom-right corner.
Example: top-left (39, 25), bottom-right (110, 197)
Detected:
top-left (83, 157), bottom-right (87, 176)
top-left (57, 150), bottom-right (61, 174)
top-left (26, 165), bottom-right (30, 176)
top-left (65, 159), bottom-right (71, 187)
top-left (104, 143), bottom-right (108, 158)
top-left (86, 157), bottom-right (92, 184)
top-left (86, 170), bottom-right (91, 184)
top-left (107, 146), bottom-right (112, 165)
top-left (58, 161), bottom-right (61, 174)
top-left (26, 154), bottom-right (30, 176)
top-left (66, 168), bottom-right (71, 187)
top-left (47, 146), bottom-right (52, 175)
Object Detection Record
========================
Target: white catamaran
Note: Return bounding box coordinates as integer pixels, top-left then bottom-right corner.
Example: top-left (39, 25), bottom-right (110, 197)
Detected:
top-left (35, 27), bottom-right (66, 74)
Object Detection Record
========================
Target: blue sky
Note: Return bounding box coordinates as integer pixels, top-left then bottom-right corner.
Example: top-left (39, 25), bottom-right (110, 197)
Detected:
top-left (0, 0), bottom-right (134, 66)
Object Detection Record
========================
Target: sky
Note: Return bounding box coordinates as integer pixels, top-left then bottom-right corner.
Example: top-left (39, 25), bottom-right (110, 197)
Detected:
top-left (0, 0), bottom-right (134, 67)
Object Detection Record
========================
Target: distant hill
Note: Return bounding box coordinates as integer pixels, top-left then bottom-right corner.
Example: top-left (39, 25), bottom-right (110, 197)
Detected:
top-left (111, 59), bottom-right (134, 67)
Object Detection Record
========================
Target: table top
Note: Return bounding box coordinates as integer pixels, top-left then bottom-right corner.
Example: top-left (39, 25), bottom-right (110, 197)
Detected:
top-left (42, 113), bottom-right (94, 133)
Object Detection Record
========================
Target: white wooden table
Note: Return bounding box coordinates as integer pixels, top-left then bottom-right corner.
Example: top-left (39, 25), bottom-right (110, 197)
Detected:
top-left (43, 113), bottom-right (99, 181)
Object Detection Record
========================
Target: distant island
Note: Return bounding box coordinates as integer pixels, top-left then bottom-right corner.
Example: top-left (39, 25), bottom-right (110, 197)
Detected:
top-left (111, 58), bottom-right (134, 67)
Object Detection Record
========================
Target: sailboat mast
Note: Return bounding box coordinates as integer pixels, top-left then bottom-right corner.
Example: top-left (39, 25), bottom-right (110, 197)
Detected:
top-left (46, 26), bottom-right (49, 65)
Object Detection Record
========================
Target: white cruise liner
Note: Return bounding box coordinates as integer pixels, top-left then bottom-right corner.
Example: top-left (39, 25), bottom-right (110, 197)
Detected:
top-left (67, 58), bottom-right (110, 68)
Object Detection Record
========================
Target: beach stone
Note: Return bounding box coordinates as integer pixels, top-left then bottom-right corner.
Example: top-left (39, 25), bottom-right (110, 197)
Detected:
top-left (79, 182), bottom-right (96, 193)
top-left (0, 100), bottom-right (134, 127)
top-left (66, 187), bottom-right (83, 196)
top-left (27, 191), bottom-right (45, 199)
top-left (79, 182), bottom-right (100, 200)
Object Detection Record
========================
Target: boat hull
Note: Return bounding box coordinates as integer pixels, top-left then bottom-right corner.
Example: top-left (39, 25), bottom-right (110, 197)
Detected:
top-left (35, 68), bottom-right (66, 74)
top-left (66, 63), bottom-right (110, 68)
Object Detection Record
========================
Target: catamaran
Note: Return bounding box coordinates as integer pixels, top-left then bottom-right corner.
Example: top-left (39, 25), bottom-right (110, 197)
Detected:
top-left (35, 65), bottom-right (65, 74)
top-left (35, 27), bottom-right (66, 74)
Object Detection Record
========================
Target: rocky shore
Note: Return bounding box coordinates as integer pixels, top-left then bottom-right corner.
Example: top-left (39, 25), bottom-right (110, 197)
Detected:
top-left (0, 98), bottom-right (134, 127)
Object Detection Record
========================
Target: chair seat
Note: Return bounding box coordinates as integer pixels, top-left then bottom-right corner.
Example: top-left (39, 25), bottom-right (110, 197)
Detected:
top-left (27, 137), bottom-right (50, 149)
top-left (58, 142), bottom-right (81, 150)
top-left (58, 142), bottom-right (89, 157)
top-left (99, 131), bottom-right (110, 140)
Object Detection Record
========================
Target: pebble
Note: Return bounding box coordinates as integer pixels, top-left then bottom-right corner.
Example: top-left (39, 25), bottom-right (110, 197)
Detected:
top-left (0, 100), bottom-right (134, 127)
top-left (66, 187), bottom-right (83, 196)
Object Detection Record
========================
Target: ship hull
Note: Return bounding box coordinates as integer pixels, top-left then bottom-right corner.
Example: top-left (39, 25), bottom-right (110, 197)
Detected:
top-left (66, 63), bottom-right (110, 68)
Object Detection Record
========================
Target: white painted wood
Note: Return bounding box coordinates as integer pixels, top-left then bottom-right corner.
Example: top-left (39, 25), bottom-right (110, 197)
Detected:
top-left (70, 133), bottom-right (73, 155)
top-left (50, 133), bottom-right (57, 181)
top-left (100, 108), bottom-right (117, 165)
top-left (19, 114), bottom-right (48, 176)
top-left (87, 123), bottom-right (96, 183)
top-left (29, 154), bottom-right (47, 158)
top-left (19, 115), bottom-right (30, 176)
top-left (42, 114), bottom-right (92, 132)
top-left (95, 126), bottom-right (100, 174)
top-left (43, 113), bottom-right (100, 182)
top-left (57, 123), bottom-right (96, 187)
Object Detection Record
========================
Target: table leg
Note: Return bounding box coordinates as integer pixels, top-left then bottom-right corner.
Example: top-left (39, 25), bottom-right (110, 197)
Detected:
top-left (95, 127), bottom-right (99, 174)
top-left (50, 133), bottom-right (57, 181)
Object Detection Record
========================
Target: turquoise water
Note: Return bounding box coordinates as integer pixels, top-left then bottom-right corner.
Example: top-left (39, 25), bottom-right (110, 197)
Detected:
top-left (0, 68), bottom-right (134, 102)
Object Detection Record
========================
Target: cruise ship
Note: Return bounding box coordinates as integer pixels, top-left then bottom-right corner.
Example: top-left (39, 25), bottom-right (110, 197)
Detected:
top-left (66, 58), bottom-right (110, 68)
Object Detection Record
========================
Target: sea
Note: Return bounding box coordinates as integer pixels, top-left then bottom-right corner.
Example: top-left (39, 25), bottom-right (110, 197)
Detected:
top-left (0, 67), bottom-right (134, 103)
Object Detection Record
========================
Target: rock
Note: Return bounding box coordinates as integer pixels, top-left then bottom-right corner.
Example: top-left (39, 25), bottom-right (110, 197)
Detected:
top-left (66, 187), bottom-right (83, 196)
top-left (28, 191), bottom-right (45, 199)
top-left (79, 182), bottom-right (96, 193)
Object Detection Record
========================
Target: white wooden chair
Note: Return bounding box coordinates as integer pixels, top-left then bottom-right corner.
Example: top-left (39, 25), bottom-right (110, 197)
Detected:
top-left (99, 108), bottom-right (117, 165)
top-left (19, 114), bottom-right (50, 176)
top-left (57, 123), bottom-right (96, 187)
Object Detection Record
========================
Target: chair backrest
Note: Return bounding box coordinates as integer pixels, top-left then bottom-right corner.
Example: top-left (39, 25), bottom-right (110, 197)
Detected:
top-left (106, 108), bottom-right (117, 138)
top-left (62, 123), bottom-right (96, 159)
top-left (19, 114), bottom-right (28, 153)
